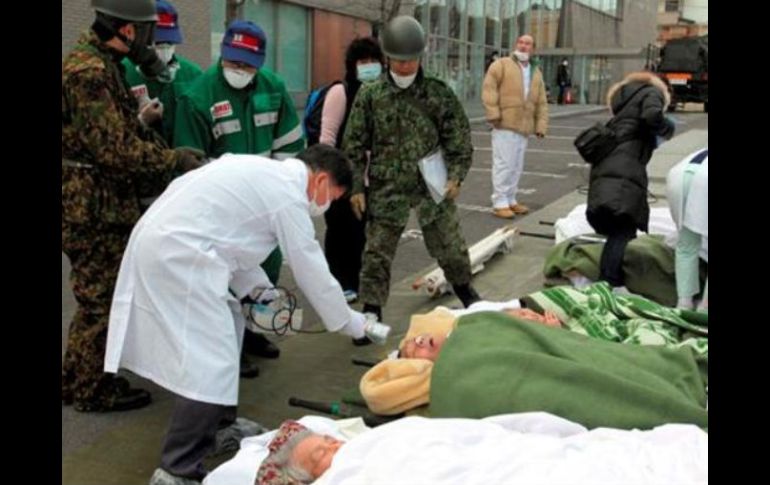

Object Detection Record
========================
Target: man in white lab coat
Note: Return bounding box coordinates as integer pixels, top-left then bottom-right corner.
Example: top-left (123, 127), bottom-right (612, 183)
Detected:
top-left (104, 144), bottom-right (372, 485)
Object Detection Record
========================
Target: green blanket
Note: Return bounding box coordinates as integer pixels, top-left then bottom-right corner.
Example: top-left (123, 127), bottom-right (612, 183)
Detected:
top-left (522, 282), bottom-right (708, 363)
top-left (543, 234), bottom-right (708, 307)
top-left (430, 312), bottom-right (708, 430)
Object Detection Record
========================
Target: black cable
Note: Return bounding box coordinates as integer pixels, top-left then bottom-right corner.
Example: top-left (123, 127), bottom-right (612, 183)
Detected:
top-left (245, 287), bottom-right (328, 335)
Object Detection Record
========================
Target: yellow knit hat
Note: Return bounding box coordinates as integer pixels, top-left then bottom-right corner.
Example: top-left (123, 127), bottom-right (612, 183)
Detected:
top-left (360, 358), bottom-right (433, 415)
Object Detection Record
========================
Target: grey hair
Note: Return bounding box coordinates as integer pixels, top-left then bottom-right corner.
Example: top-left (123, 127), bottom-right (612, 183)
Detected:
top-left (269, 429), bottom-right (316, 484)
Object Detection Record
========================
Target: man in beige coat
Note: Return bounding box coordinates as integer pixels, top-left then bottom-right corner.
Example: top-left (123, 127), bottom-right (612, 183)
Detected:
top-left (482, 35), bottom-right (549, 219)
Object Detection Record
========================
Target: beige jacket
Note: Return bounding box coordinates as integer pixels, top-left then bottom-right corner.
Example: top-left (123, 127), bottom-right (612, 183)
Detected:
top-left (482, 56), bottom-right (549, 136)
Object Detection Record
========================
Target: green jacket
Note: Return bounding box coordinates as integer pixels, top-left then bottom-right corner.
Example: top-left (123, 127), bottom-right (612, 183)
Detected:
top-left (174, 60), bottom-right (304, 158)
top-left (122, 54), bottom-right (203, 145)
top-left (342, 68), bottom-right (473, 195)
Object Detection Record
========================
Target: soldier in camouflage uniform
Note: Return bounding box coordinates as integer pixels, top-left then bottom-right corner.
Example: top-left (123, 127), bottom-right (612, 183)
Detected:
top-left (62, 0), bottom-right (204, 412)
top-left (343, 16), bottom-right (481, 328)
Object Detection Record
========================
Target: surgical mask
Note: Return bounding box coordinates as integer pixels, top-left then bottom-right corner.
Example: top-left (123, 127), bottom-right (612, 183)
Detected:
top-left (309, 179), bottom-right (331, 217)
top-left (513, 50), bottom-right (530, 63)
top-left (390, 70), bottom-right (417, 89)
top-left (223, 68), bottom-right (255, 89)
top-left (562, 60), bottom-right (568, 66)
top-left (155, 44), bottom-right (176, 65)
top-left (357, 63), bottom-right (382, 83)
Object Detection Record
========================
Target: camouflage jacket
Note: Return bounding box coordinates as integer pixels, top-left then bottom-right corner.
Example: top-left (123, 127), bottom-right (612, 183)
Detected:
top-left (62, 31), bottom-right (178, 227)
top-left (342, 68), bottom-right (473, 195)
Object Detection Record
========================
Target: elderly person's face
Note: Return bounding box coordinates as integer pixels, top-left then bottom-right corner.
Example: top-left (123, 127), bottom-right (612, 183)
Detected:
top-left (291, 434), bottom-right (344, 479)
top-left (504, 308), bottom-right (562, 327)
top-left (400, 332), bottom-right (448, 361)
top-left (516, 35), bottom-right (535, 54)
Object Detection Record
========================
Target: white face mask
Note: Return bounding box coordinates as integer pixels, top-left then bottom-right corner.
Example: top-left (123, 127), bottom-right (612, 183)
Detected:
top-left (155, 44), bottom-right (176, 65)
top-left (562, 61), bottom-right (568, 66)
top-left (390, 70), bottom-right (418, 89)
top-left (513, 50), bottom-right (530, 63)
top-left (223, 67), bottom-right (255, 89)
top-left (309, 179), bottom-right (331, 217)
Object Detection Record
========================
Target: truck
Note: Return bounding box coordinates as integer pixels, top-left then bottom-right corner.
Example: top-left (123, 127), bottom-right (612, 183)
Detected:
top-left (657, 35), bottom-right (708, 112)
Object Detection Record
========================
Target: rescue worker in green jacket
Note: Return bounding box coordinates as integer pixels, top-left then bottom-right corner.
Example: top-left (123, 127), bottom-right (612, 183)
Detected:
top-left (122, 0), bottom-right (202, 145)
top-left (174, 20), bottom-right (306, 372)
top-left (342, 16), bottom-right (481, 335)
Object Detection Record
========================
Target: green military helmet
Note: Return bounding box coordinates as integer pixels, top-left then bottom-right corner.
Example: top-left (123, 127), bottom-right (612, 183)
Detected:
top-left (92, 0), bottom-right (158, 22)
top-left (381, 15), bottom-right (426, 61)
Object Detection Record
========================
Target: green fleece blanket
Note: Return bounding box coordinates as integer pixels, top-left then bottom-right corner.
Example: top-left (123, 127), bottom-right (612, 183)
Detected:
top-left (543, 234), bottom-right (707, 307)
top-left (429, 312), bottom-right (708, 430)
top-left (521, 281), bottom-right (708, 362)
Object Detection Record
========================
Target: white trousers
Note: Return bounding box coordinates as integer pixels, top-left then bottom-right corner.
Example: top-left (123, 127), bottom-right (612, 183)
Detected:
top-left (491, 129), bottom-right (529, 209)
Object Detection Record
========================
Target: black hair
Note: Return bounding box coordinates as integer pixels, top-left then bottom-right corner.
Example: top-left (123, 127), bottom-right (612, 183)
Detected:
top-left (344, 37), bottom-right (385, 91)
top-left (296, 144), bottom-right (353, 191)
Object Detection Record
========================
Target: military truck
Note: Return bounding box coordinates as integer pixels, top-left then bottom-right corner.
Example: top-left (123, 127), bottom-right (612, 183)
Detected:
top-left (658, 35), bottom-right (708, 112)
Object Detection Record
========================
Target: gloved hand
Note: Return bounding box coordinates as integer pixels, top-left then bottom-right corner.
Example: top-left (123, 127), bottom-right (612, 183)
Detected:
top-left (138, 98), bottom-right (164, 127)
top-left (338, 311), bottom-right (367, 339)
top-left (363, 316), bottom-right (391, 345)
top-left (445, 179), bottom-right (461, 200)
top-left (350, 193), bottom-right (366, 221)
top-left (174, 147), bottom-right (206, 173)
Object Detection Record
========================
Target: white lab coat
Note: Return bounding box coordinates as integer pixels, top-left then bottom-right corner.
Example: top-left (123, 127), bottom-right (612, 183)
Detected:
top-left (666, 149), bottom-right (708, 261)
top-left (105, 155), bottom-right (359, 405)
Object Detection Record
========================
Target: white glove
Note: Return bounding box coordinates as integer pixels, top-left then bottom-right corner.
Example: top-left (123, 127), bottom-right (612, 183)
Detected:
top-left (138, 98), bottom-right (164, 126)
top-left (363, 318), bottom-right (391, 345)
top-left (254, 287), bottom-right (281, 304)
top-left (338, 311), bottom-right (367, 339)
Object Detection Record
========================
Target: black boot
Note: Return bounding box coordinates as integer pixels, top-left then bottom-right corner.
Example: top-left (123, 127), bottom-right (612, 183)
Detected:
top-left (353, 304), bottom-right (382, 346)
top-left (453, 284), bottom-right (481, 308)
top-left (239, 352), bottom-right (260, 379)
top-left (242, 331), bottom-right (280, 359)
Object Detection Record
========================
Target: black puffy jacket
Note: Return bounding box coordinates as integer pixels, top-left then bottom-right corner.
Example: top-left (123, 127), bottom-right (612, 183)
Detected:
top-left (586, 75), bottom-right (675, 234)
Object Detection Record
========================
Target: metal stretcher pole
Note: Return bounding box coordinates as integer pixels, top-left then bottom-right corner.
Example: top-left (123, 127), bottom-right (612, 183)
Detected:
top-left (288, 397), bottom-right (402, 427)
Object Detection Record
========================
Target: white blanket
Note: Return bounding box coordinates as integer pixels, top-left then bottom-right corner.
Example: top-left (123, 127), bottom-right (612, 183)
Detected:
top-left (206, 413), bottom-right (707, 485)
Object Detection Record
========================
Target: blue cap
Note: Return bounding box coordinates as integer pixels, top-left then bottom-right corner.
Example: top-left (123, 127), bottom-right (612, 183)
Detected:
top-left (155, 0), bottom-right (183, 44)
top-left (221, 20), bottom-right (267, 69)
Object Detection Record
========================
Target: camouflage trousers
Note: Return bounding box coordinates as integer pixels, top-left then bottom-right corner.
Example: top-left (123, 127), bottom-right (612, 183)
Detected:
top-left (360, 194), bottom-right (471, 307)
top-left (62, 220), bottom-right (131, 409)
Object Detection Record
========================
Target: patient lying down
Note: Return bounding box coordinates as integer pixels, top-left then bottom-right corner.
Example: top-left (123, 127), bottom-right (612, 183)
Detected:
top-left (253, 415), bottom-right (707, 485)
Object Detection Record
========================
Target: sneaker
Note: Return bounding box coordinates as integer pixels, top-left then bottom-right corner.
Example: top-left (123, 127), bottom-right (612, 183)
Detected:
top-left (612, 286), bottom-right (633, 296)
top-left (343, 290), bottom-right (358, 303)
top-left (509, 203), bottom-right (530, 215)
top-left (492, 207), bottom-right (516, 219)
top-left (148, 468), bottom-right (201, 485)
top-left (212, 418), bottom-right (269, 456)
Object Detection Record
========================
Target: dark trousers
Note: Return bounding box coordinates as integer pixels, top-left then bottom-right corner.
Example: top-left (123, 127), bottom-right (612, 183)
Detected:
top-left (557, 85), bottom-right (568, 104)
top-left (160, 395), bottom-right (236, 480)
top-left (324, 194), bottom-right (367, 292)
top-left (599, 223), bottom-right (637, 287)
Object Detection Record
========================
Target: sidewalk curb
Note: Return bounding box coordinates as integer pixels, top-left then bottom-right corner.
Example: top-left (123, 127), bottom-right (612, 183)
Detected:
top-left (468, 105), bottom-right (607, 124)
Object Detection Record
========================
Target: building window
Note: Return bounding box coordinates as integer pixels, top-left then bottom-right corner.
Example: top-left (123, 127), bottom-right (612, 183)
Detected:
top-left (665, 0), bottom-right (680, 12)
top-left (575, 0), bottom-right (618, 17)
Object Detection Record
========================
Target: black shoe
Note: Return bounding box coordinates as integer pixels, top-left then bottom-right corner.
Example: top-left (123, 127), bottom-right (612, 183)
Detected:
top-left (239, 354), bottom-right (260, 379)
top-left (243, 332), bottom-right (280, 359)
top-left (453, 284), bottom-right (481, 308)
top-left (352, 336), bottom-right (373, 346)
top-left (74, 387), bottom-right (152, 413)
